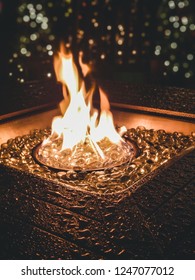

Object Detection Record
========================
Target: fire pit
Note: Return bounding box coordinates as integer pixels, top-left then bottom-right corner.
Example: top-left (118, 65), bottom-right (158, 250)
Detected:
top-left (0, 125), bottom-right (194, 259)
top-left (0, 46), bottom-right (194, 260)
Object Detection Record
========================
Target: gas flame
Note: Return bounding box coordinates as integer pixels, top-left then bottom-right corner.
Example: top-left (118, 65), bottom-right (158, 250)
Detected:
top-left (44, 44), bottom-right (123, 158)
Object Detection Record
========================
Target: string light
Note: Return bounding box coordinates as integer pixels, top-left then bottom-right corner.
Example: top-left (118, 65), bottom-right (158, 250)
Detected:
top-left (164, 60), bottom-right (170, 66)
top-left (173, 65), bottom-right (179, 72)
top-left (168, 1), bottom-right (176, 9)
top-left (178, 2), bottom-right (185, 8)
top-left (185, 72), bottom-right (191, 78)
top-left (187, 54), bottom-right (194, 61)
top-left (180, 26), bottom-right (186, 32)
top-left (30, 34), bottom-right (37, 41)
top-left (171, 42), bottom-right (177, 49)
top-left (48, 50), bottom-right (53, 56)
top-left (23, 15), bottom-right (30, 22)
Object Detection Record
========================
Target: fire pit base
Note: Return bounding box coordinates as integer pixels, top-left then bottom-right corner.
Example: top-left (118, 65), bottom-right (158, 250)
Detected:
top-left (0, 127), bottom-right (194, 259)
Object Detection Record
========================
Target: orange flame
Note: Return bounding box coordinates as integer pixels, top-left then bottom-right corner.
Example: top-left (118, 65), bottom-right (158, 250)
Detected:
top-left (47, 44), bottom-right (123, 157)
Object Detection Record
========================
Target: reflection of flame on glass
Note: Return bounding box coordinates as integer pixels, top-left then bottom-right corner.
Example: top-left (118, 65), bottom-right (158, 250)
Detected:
top-left (36, 44), bottom-right (134, 171)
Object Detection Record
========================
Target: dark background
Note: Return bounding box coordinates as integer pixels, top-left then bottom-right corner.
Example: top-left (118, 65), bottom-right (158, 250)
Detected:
top-left (0, 0), bottom-right (195, 88)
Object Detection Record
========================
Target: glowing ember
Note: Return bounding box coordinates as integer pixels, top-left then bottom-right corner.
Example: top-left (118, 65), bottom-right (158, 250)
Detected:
top-left (36, 44), bottom-right (134, 171)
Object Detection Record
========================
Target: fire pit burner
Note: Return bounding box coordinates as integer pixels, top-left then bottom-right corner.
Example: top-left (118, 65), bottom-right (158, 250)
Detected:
top-left (33, 136), bottom-right (135, 171)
